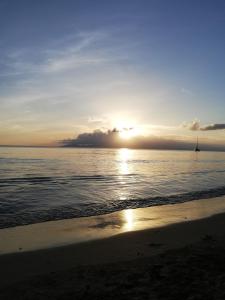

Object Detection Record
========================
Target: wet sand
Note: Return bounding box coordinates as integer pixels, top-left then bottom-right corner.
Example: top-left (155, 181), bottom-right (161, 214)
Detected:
top-left (2, 195), bottom-right (225, 254)
top-left (1, 196), bottom-right (225, 299)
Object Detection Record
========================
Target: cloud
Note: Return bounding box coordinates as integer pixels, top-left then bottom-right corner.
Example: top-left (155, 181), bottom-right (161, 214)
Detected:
top-left (0, 29), bottom-right (134, 127)
top-left (62, 129), bottom-right (120, 148)
top-left (61, 128), bottom-right (196, 150)
top-left (1, 30), bottom-right (110, 77)
top-left (183, 120), bottom-right (225, 131)
top-left (59, 127), bottom-right (225, 151)
top-left (183, 119), bottom-right (200, 131)
top-left (200, 124), bottom-right (225, 131)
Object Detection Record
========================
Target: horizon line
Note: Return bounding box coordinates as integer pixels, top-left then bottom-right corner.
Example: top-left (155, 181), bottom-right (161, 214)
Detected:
top-left (1, 144), bottom-right (225, 152)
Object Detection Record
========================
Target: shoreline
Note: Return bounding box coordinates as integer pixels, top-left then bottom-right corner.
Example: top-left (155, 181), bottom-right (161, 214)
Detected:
top-left (3, 185), bottom-right (225, 230)
top-left (1, 196), bottom-right (225, 290)
top-left (1, 195), bottom-right (225, 255)
top-left (1, 213), bottom-right (225, 299)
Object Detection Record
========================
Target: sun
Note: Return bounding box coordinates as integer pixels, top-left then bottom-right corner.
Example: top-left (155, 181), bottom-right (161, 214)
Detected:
top-left (112, 119), bottom-right (142, 139)
top-left (119, 128), bottom-right (137, 139)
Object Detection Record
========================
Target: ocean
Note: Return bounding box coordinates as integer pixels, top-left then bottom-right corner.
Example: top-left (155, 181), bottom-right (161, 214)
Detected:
top-left (1, 147), bottom-right (225, 229)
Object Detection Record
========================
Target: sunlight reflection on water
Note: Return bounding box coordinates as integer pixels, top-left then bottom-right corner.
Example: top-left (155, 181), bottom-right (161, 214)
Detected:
top-left (117, 148), bottom-right (133, 200)
top-left (118, 148), bottom-right (131, 175)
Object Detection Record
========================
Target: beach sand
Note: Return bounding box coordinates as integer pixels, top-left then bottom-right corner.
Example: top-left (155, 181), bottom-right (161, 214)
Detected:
top-left (1, 197), bottom-right (225, 299)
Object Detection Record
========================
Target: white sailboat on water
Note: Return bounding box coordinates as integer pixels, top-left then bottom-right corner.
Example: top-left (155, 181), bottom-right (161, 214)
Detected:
top-left (194, 136), bottom-right (200, 152)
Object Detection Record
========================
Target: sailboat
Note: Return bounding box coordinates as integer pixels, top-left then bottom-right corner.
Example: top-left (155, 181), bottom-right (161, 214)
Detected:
top-left (194, 137), bottom-right (200, 152)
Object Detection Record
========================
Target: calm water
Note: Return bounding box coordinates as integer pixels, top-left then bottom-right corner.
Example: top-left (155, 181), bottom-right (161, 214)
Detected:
top-left (1, 147), bottom-right (225, 228)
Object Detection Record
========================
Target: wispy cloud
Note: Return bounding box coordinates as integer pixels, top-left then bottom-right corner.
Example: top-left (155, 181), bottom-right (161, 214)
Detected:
top-left (0, 28), bottom-right (145, 145)
top-left (0, 28), bottom-right (130, 110)
top-left (42, 31), bottom-right (110, 73)
top-left (1, 30), bottom-right (110, 77)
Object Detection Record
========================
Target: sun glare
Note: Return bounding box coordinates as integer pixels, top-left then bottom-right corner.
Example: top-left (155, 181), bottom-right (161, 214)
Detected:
top-left (114, 120), bottom-right (141, 139)
top-left (119, 128), bottom-right (136, 139)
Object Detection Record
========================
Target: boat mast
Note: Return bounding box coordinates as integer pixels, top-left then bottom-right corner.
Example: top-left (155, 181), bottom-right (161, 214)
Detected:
top-left (195, 136), bottom-right (200, 152)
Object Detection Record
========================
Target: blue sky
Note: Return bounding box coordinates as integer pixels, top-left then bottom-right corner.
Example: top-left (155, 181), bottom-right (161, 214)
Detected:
top-left (0, 0), bottom-right (225, 146)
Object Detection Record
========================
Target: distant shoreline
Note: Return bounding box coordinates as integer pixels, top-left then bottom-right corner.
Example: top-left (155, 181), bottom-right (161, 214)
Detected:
top-left (1, 144), bottom-right (225, 152)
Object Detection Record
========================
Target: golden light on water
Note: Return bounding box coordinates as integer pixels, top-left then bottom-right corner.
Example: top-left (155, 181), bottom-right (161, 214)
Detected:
top-left (118, 148), bottom-right (131, 175)
top-left (118, 148), bottom-right (130, 161)
top-left (117, 148), bottom-right (132, 201)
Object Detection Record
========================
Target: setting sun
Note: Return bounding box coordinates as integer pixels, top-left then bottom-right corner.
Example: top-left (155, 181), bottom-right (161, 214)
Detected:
top-left (119, 128), bottom-right (137, 139)
top-left (113, 120), bottom-right (141, 139)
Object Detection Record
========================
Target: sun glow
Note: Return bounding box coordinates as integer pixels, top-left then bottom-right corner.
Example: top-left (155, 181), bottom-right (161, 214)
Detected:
top-left (113, 119), bottom-right (141, 139)
top-left (119, 128), bottom-right (137, 139)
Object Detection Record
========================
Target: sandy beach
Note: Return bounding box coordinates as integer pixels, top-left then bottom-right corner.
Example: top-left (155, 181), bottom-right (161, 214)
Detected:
top-left (1, 196), bottom-right (225, 299)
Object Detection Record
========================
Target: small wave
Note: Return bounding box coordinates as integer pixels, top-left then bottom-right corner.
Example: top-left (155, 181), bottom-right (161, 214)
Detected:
top-left (176, 169), bottom-right (225, 176)
top-left (1, 185), bottom-right (225, 229)
top-left (0, 173), bottom-right (139, 186)
top-left (0, 157), bottom-right (48, 162)
top-left (0, 176), bottom-right (53, 186)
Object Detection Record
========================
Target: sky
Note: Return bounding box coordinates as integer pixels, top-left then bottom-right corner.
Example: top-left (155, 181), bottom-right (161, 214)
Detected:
top-left (0, 0), bottom-right (225, 148)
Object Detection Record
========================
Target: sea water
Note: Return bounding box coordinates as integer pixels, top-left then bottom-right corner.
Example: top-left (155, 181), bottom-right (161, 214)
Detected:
top-left (1, 147), bottom-right (225, 228)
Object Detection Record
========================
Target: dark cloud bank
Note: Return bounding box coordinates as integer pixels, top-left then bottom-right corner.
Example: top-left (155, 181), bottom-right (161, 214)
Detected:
top-left (201, 124), bottom-right (225, 131)
top-left (61, 129), bottom-right (225, 151)
top-left (185, 120), bottom-right (225, 132)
